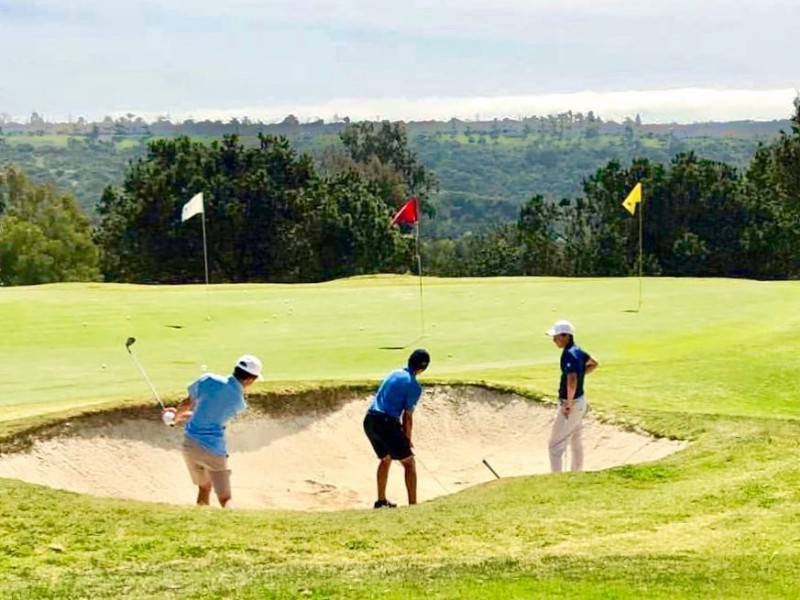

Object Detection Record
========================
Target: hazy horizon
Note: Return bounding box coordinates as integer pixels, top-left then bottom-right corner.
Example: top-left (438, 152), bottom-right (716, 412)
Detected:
top-left (3, 87), bottom-right (797, 126)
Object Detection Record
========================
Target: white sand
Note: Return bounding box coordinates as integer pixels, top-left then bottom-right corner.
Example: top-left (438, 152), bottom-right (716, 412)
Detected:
top-left (0, 386), bottom-right (686, 510)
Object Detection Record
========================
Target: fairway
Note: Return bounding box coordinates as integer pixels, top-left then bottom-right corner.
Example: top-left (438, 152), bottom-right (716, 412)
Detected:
top-left (2, 276), bottom-right (799, 422)
top-left (1, 276), bottom-right (800, 598)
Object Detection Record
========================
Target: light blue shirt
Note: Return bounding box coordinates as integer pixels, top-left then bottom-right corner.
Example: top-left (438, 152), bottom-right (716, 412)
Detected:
top-left (184, 374), bottom-right (246, 456)
top-left (368, 367), bottom-right (422, 420)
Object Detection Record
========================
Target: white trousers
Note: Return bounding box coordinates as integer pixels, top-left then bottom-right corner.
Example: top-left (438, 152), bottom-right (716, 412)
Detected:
top-left (548, 396), bottom-right (587, 472)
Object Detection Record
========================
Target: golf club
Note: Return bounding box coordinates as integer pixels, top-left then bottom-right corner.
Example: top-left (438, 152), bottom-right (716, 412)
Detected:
top-left (482, 458), bottom-right (501, 480)
top-left (415, 454), bottom-right (449, 494)
top-left (124, 337), bottom-right (165, 410)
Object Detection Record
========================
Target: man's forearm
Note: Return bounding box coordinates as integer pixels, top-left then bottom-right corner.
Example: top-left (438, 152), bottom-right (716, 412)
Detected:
top-left (585, 357), bottom-right (599, 375)
top-left (402, 414), bottom-right (413, 441)
top-left (174, 396), bottom-right (194, 422)
top-left (566, 375), bottom-right (577, 402)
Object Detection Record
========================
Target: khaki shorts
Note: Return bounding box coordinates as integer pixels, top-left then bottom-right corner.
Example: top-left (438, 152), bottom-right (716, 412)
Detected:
top-left (182, 437), bottom-right (232, 498)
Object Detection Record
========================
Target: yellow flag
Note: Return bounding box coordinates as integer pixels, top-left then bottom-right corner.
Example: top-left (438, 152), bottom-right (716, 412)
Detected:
top-left (622, 182), bottom-right (642, 215)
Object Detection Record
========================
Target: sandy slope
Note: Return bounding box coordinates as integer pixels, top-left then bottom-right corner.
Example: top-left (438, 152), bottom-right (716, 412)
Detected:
top-left (0, 386), bottom-right (686, 510)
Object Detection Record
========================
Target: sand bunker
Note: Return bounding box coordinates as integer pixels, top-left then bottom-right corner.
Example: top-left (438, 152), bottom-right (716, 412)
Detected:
top-left (0, 386), bottom-right (685, 510)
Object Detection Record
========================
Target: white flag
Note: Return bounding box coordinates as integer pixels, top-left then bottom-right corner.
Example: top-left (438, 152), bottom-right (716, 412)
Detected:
top-left (181, 192), bottom-right (204, 222)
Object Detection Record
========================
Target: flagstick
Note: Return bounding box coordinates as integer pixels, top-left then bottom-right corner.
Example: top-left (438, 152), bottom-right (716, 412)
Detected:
top-left (201, 208), bottom-right (211, 320)
top-left (636, 189), bottom-right (643, 312)
top-left (415, 219), bottom-right (425, 337)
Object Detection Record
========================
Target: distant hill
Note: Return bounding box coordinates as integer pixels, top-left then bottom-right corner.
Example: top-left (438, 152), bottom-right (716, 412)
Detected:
top-left (0, 115), bottom-right (792, 237)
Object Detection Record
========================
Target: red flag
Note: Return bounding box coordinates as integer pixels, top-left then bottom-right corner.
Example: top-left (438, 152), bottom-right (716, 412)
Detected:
top-left (391, 197), bottom-right (419, 226)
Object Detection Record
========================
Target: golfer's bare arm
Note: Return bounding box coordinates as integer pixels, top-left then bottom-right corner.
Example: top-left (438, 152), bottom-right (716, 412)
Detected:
top-left (565, 357), bottom-right (598, 414)
top-left (565, 373), bottom-right (578, 404)
top-left (402, 410), bottom-right (413, 444)
top-left (174, 395), bottom-right (196, 423)
top-left (585, 356), bottom-right (599, 375)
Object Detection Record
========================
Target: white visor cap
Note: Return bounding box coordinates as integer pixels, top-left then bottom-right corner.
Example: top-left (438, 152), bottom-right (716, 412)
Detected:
top-left (236, 354), bottom-right (263, 380)
top-left (546, 320), bottom-right (575, 337)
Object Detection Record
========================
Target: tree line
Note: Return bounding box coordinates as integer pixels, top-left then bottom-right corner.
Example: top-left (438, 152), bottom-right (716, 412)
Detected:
top-left (425, 99), bottom-right (800, 280)
top-left (95, 123), bottom-right (431, 283)
top-left (1, 100), bottom-right (798, 285)
top-left (0, 167), bottom-right (99, 285)
top-left (1, 113), bottom-right (782, 238)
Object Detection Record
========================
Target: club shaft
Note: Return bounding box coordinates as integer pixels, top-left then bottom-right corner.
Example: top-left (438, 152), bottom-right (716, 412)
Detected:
top-left (127, 350), bottom-right (164, 408)
top-left (482, 459), bottom-right (501, 479)
top-left (416, 454), bottom-right (449, 493)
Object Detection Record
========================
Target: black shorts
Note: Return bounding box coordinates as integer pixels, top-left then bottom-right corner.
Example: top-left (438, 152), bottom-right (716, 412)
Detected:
top-left (363, 411), bottom-right (413, 461)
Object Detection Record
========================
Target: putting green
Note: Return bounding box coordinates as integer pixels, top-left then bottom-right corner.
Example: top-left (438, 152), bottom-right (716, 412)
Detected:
top-left (1, 276), bottom-right (798, 426)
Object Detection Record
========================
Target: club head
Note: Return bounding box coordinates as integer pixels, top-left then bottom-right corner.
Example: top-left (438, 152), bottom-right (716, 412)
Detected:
top-left (125, 337), bottom-right (136, 350)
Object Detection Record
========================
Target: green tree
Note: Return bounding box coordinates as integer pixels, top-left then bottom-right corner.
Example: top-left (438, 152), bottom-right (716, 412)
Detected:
top-left (652, 152), bottom-right (744, 276)
top-left (318, 145), bottom-right (407, 210)
top-left (576, 159), bottom-right (660, 276)
top-left (572, 153), bottom-right (744, 277)
top-left (421, 238), bottom-right (460, 276)
top-left (517, 194), bottom-right (563, 275)
top-left (740, 97), bottom-right (800, 278)
top-left (458, 225), bottom-right (523, 276)
top-left (95, 134), bottom-right (410, 283)
top-left (96, 135), bottom-right (319, 282)
top-left (339, 121), bottom-right (438, 210)
top-left (584, 111), bottom-right (600, 139)
top-left (0, 166), bottom-right (99, 285)
top-left (308, 172), bottom-right (412, 281)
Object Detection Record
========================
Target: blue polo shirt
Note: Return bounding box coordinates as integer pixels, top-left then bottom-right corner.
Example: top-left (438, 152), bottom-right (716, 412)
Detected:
top-left (559, 341), bottom-right (590, 400)
top-left (184, 373), bottom-right (247, 456)
top-left (368, 367), bottom-right (422, 420)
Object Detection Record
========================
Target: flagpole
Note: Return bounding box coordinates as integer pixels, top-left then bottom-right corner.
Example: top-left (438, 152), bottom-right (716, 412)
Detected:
top-left (621, 182), bottom-right (643, 313)
top-left (201, 207), bottom-right (210, 320)
top-left (390, 197), bottom-right (425, 342)
top-left (415, 218), bottom-right (425, 338)
top-left (637, 187), bottom-right (643, 312)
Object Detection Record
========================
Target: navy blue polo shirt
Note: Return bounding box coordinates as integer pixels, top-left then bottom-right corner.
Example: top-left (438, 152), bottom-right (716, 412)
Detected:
top-left (559, 341), bottom-right (590, 400)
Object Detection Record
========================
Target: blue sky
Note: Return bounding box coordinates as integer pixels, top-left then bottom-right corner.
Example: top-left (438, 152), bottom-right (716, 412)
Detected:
top-left (1, 0), bottom-right (798, 123)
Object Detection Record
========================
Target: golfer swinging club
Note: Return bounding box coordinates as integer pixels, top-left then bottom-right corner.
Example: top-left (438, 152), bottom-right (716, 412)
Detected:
top-left (546, 320), bottom-right (598, 472)
top-left (164, 354), bottom-right (263, 508)
top-left (363, 349), bottom-right (431, 508)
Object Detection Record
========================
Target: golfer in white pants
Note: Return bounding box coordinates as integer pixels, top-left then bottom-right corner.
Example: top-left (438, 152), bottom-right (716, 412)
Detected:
top-left (546, 320), bottom-right (598, 472)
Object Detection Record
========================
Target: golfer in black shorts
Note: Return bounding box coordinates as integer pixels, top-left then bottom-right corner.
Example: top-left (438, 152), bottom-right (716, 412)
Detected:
top-left (364, 349), bottom-right (430, 508)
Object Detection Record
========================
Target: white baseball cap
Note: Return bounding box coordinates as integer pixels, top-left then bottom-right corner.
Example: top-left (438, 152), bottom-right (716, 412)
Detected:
top-left (235, 354), bottom-right (263, 380)
top-left (546, 320), bottom-right (575, 337)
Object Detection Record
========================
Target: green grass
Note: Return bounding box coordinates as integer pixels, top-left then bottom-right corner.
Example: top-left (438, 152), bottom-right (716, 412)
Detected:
top-left (2, 134), bottom-right (145, 150)
top-left (1, 276), bottom-right (800, 598)
top-left (3, 134), bottom-right (72, 148)
top-left (439, 132), bottom-right (628, 150)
